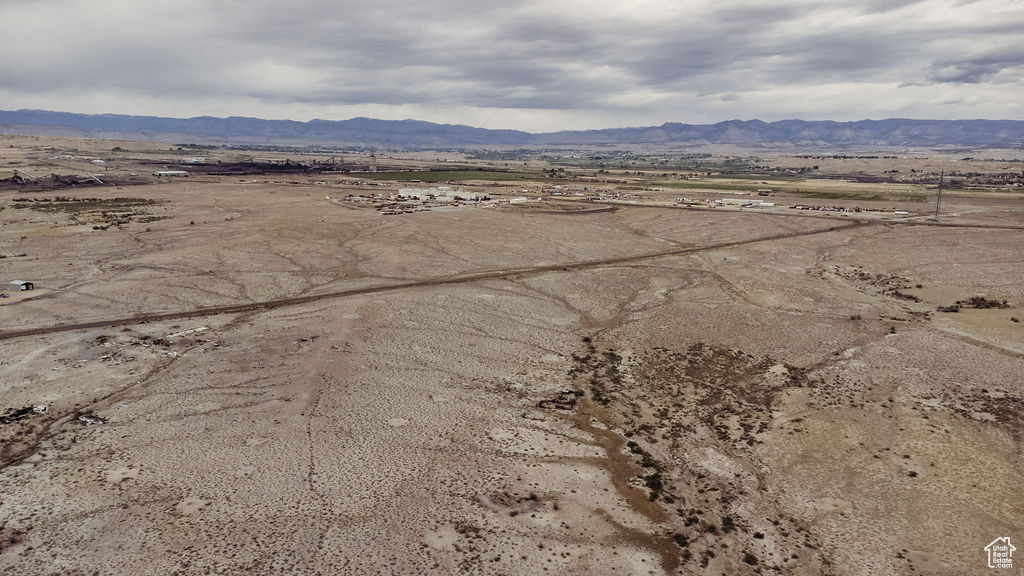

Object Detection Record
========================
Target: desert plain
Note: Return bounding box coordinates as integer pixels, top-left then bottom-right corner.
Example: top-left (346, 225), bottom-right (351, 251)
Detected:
top-left (0, 135), bottom-right (1022, 575)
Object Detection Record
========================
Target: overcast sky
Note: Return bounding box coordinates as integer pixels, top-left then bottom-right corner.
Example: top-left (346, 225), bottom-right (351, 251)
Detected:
top-left (1, 0), bottom-right (1021, 131)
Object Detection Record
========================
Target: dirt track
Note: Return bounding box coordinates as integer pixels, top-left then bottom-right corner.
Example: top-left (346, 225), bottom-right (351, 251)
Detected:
top-left (0, 220), bottom-right (863, 341)
top-left (2, 137), bottom-right (1022, 576)
top-left (583, 198), bottom-right (1024, 229)
top-left (6, 214), bottom-right (1017, 343)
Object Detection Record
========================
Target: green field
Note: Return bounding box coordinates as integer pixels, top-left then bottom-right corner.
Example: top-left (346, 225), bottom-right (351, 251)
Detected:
top-left (785, 190), bottom-right (927, 202)
top-left (644, 180), bottom-right (757, 192)
top-left (355, 170), bottom-right (539, 182)
top-left (643, 177), bottom-right (932, 202)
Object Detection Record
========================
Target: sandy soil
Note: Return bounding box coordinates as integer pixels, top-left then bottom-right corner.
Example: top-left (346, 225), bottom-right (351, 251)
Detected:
top-left (1, 137), bottom-right (1022, 575)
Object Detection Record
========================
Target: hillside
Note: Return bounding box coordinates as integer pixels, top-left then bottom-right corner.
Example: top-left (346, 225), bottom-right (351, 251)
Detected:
top-left (2, 109), bottom-right (1022, 148)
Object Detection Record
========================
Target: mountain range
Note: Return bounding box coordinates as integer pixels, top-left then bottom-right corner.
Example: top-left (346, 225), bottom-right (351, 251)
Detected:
top-left (2, 109), bottom-right (1023, 149)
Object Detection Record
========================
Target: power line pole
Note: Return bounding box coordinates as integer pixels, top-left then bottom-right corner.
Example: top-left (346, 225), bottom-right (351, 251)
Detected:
top-left (933, 170), bottom-right (944, 222)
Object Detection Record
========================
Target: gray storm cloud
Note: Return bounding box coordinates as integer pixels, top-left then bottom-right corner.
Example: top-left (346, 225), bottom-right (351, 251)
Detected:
top-left (0, 0), bottom-right (1021, 130)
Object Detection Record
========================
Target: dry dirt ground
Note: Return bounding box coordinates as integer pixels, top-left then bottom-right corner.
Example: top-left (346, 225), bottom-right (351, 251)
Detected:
top-left (0, 137), bottom-right (1022, 575)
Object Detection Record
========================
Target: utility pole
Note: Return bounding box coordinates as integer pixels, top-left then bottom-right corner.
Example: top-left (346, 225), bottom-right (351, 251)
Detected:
top-left (933, 170), bottom-right (944, 222)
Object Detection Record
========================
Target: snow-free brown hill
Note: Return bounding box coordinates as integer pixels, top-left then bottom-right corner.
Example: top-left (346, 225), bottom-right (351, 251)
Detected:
top-left (2, 109), bottom-right (1023, 148)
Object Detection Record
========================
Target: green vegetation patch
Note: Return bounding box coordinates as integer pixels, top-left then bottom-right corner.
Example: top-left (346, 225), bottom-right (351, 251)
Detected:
top-left (356, 169), bottom-right (539, 182)
top-left (643, 177), bottom-right (930, 202)
top-left (645, 180), bottom-right (758, 192)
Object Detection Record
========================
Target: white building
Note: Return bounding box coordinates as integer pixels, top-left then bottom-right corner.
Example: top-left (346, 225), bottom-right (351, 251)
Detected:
top-left (397, 187), bottom-right (488, 201)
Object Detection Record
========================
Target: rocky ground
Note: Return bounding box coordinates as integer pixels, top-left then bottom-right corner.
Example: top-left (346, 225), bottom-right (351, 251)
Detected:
top-left (1, 139), bottom-right (1022, 575)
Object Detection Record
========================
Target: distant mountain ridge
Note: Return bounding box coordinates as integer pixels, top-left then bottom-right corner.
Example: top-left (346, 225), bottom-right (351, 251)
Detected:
top-left (2, 109), bottom-right (1022, 148)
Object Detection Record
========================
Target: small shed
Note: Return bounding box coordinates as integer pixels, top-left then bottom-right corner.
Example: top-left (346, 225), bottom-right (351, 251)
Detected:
top-left (10, 281), bottom-right (34, 291)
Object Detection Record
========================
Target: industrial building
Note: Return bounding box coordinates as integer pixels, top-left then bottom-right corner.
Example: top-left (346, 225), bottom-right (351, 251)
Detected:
top-left (396, 187), bottom-right (488, 201)
top-left (715, 198), bottom-right (751, 206)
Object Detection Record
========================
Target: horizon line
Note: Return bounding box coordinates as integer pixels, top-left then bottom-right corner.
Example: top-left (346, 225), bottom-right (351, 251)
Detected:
top-left (3, 108), bottom-right (1024, 136)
